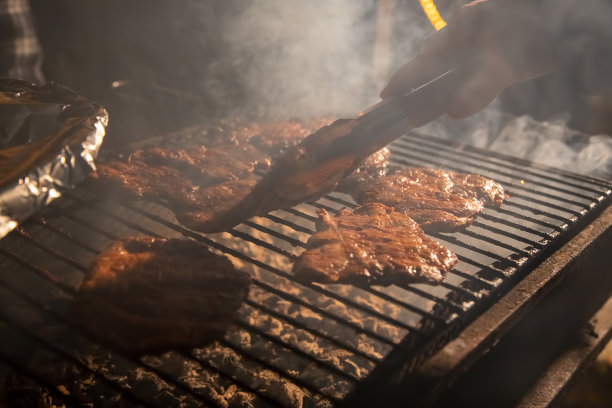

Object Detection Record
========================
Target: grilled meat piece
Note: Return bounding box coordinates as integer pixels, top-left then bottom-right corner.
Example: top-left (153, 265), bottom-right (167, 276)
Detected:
top-left (173, 178), bottom-right (258, 231)
top-left (337, 147), bottom-right (391, 193)
top-left (90, 161), bottom-right (257, 232)
top-left (349, 168), bottom-right (504, 232)
top-left (293, 203), bottom-right (457, 285)
top-left (130, 143), bottom-right (270, 186)
top-left (90, 160), bottom-right (195, 202)
top-left (206, 118), bottom-right (333, 157)
top-left (250, 121), bottom-right (314, 156)
top-left (72, 236), bottom-right (250, 356)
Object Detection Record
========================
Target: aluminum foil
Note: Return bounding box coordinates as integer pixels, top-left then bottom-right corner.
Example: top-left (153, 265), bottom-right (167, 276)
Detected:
top-left (0, 78), bottom-right (108, 239)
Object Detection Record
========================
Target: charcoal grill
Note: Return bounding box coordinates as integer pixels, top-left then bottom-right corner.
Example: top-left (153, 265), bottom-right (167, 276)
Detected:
top-left (0, 130), bottom-right (611, 408)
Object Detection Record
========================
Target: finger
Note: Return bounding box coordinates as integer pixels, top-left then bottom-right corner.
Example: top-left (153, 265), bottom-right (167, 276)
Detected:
top-left (381, 3), bottom-right (492, 99)
top-left (380, 39), bottom-right (451, 99)
top-left (381, 23), bottom-right (474, 99)
top-left (446, 57), bottom-right (514, 118)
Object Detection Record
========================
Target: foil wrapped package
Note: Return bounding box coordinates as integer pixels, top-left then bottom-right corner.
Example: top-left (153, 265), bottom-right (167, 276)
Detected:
top-left (0, 78), bottom-right (108, 239)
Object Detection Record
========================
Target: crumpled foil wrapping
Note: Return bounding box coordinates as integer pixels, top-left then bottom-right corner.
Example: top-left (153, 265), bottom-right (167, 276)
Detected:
top-left (0, 78), bottom-right (108, 239)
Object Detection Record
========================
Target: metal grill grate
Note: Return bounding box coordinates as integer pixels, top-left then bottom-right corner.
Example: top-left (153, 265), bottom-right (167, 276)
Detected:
top-left (0, 131), bottom-right (611, 407)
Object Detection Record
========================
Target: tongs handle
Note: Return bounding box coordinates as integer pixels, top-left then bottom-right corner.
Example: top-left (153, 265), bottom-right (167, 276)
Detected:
top-left (323, 56), bottom-right (483, 160)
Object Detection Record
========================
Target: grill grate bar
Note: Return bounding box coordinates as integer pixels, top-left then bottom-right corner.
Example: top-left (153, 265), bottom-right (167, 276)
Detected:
top-left (218, 334), bottom-right (340, 402)
top-left (358, 286), bottom-right (447, 325)
top-left (470, 220), bottom-right (545, 248)
top-left (233, 320), bottom-right (359, 386)
top-left (15, 228), bottom-right (88, 273)
top-left (455, 255), bottom-right (509, 279)
top-left (242, 220), bottom-right (306, 248)
top-left (324, 195), bottom-right (359, 209)
top-left (283, 207), bottom-right (318, 222)
top-left (489, 206), bottom-right (565, 232)
top-left (396, 284), bottom-right (465, 312)
top-left (263, 213), bottom-right (315, 234)
top-left (477, 213), bottom-right (553, 239)
top-left (503, 192), bottom-right (583, 217)
top-left (394, 153), bottom-right (579, 226)
top-left (244, 298), bottom-right (381, 362)
top-left (497, 181), bottom-right (593, 209)
top-left (32, 217), bottom-right (101, 253)
top-left (449, 268), bottom-right (496, 289)
top-left (233, 318), bottom-right (361, 383)
top-left (0, 347), bottom-right (76, 407)
top-left (432, 233), bottom-right (520, 266)
top-left (0, 248), bottom-right (76, 295)
top-left (404, 139), bottom-right (593, 209)
top-left (249, 280), bottom-right (396, 345)
top-left (439, 282), bottom-right (480, 300)
top-left (49, 209), bottom-right (124, 240)
top-left (393, 139), bottom-right (593, 207)
top-left (402, 133), bottom-right (611, 192)
top-left (456, 229), bottom-right (533, 257)
top-left (0, 308), bottom-right (152, 407)
top-left (0, 253), bottom-right (247, 408)
top-left (182, 350), bottom-right (290, 408)
top-left (308, 202), bottom-right (339, 213)
top-left (227, 228), bottom-right (298, 259)
top-left (499, 200), bottom-right (571, 224)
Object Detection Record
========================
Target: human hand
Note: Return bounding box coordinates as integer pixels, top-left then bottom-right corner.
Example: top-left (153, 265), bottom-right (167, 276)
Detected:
top-left (381, 0), bottom-right (558, 125)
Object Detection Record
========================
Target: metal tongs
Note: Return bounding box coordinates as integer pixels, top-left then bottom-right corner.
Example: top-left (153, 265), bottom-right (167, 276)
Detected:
top-left (205, 58), bottom-right (480, 232)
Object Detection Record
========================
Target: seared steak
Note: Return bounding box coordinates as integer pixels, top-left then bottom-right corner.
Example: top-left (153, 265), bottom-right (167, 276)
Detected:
top-left (72, 236), bottom-right (250, 356)
top-left (349, 168), bottom-right (504, 232)
top-left (173, 178), bottom-right (258, 231)
top-left (90, 161), bottom-right (256, 232)
top-left (130, 143), bottom-right (270, 186)
top-left (293, 203), bottom-right (457, 286)
top-left (336, 147), bottom-right (391, 193)
top-left (206, 118), bottom-right (334, 157)
top-left (90, 160), bottom-right (195, 202)
top-left (250, 121), bottom-right (314, 156)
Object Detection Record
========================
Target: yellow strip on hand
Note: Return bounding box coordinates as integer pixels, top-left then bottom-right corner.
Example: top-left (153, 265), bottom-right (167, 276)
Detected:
top-left (419, 0), bottom-right (447, 31)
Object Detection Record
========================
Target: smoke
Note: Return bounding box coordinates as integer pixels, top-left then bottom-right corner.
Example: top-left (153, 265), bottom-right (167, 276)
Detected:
top-left (203, 0), bottom-right (377, 119)
top-left (194, 0), bottom-right (430, 120)
top-left (195, 0), bottom-right (611, 180)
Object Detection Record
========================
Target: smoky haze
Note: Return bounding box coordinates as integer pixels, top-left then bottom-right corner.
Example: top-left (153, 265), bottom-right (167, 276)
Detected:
top-left (196, 0), bottom-right (429, 119)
